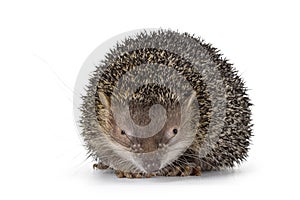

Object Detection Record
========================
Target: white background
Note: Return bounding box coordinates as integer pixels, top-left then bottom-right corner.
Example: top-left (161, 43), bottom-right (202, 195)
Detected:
top-left (0, 0), bottom-right (299, 199)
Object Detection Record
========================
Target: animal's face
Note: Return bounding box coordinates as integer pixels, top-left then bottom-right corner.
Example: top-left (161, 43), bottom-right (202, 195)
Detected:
top-left (110, 116), bottom-right (180, 152)
top-left (109, 106), bottom-right (182, 172)
top-left (97, 91), bottom-right (197, 173)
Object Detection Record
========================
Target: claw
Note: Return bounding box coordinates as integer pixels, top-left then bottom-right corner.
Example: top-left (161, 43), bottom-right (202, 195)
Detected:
top-left (191, 166), bottom-right (201, 176)
top-left (145, 173), bottom-right (153, 178)
top-left (115, 170), bottom-right (125, 178)
top-left (93, 163), bottom-right (98, 169)
top-left (134, 173), bottom-right (142, 178)
top-left (124, 172), bottom-right (134, 178)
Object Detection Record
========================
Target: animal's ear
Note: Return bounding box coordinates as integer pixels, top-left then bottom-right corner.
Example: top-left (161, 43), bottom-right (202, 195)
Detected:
top-left (181, 91), bottom-right (197, 112)
top-left (98, 92), bottom-right (111, 111)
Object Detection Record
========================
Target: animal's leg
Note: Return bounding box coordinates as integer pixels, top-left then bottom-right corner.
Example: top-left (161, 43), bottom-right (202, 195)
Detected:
top-left (159, 165), bottom-right (202, 177)
top-left (93, 162), bottom-right (109, 170)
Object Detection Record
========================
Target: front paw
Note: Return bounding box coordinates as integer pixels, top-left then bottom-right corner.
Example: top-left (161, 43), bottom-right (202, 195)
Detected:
top-left (93, 162), bottom-right (109, 170)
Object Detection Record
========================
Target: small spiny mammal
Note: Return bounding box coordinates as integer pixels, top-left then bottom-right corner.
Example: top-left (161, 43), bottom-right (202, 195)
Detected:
top-left (79, 29), bottom-right (252, 178)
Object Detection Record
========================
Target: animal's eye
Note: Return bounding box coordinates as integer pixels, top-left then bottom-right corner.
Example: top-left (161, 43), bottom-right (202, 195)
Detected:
top-left (173, 128), bottom-right (178, 134)
top-left (121, 130), bottom-right (126, 135)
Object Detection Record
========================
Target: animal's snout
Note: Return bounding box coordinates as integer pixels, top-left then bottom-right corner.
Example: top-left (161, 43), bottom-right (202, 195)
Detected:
top-left (142, 160), bottom-right (161, 173)
top-left (132, 146), bottom-right (165, 173)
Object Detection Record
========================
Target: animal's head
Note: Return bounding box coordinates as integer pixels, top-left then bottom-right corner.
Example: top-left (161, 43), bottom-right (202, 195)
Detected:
top-left (96, 87), bottom-right (198, 173)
